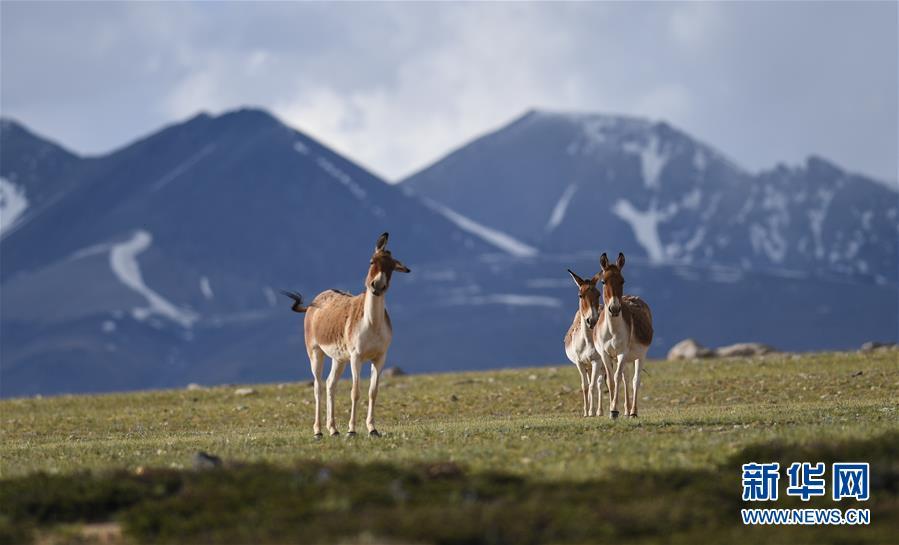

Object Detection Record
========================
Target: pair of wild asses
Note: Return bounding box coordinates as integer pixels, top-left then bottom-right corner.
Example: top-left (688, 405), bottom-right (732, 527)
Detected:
top-left (282, 233), bottom-right (652, 438)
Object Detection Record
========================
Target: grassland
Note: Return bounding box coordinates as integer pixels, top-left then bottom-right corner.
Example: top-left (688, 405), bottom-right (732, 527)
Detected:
top-left (1, 350), bottom-right (897, 544)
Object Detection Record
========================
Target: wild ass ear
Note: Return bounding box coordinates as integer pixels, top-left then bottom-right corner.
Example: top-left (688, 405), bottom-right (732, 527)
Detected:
top-left (567, 269), bottom-right (585, 287)
top-left (394, 260), bottom-right (411, 273)
top-left (599, 253), bottom-right (610, 271)
top-left (616, 252), bottom-right (625, 270)
top-left (589, 272), bottom-right (602, 285)
top-left (375, 232), bottom-right (389, 252)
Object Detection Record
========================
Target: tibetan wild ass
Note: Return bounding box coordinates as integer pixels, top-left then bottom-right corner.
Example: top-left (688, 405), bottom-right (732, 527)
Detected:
top-left (564, 269), bottom-right (613, 416)
top-left (593, 252), bottom-right (653, 418)
top-left (282, 232), bottom-right (410, 438)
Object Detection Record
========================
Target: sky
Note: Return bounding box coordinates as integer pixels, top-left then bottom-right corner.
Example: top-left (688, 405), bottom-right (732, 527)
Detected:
top-left (1, 1), bottom-right (896, 184)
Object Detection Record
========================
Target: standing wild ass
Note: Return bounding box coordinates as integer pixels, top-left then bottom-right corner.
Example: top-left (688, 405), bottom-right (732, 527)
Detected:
top-left (592, 252), bottom-right (653, 418)
top-left (282, 232), bottom-right (410, 438)
top-left (563, 269), bottom-right (613, 416)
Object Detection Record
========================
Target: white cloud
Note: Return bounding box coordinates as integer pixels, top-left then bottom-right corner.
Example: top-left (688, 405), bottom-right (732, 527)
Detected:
top-left (1, 2), bottom-right (896, 184)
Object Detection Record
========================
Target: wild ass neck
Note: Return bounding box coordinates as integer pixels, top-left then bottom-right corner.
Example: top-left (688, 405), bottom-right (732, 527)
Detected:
top-left (603, 306), bottom-right (629, 339)
top-left (363, 289), bottom-right (387, 326)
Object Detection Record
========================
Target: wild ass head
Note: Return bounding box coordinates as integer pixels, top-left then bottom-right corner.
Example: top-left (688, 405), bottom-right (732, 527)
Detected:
top-left (367, 232), bottom-right (410, 297)
top-left (599, 252), bottom-right (626, 317)
top-left (567, 269), bottom-right (602, 329)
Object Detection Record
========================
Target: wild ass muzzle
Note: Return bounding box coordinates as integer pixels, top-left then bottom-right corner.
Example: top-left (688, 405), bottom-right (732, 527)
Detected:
top-left (564, 269), bottom-right (613, 416)
top-left (282, 232), bottom-right (410, 438)
top-left (592, 252), bottom-right (654, 418)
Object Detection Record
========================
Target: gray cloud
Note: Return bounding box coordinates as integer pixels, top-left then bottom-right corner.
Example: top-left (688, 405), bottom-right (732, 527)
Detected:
top-left (1, 2), bottom-right (895, 184)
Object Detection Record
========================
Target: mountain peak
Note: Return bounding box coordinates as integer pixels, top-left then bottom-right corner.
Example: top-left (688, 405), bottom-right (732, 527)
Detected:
top-left (0, 117), bottom-right (79, 160)
top-left (521, 108), bottom-right (655, 130)
top-left (213, 106), bottom-right (283, 127)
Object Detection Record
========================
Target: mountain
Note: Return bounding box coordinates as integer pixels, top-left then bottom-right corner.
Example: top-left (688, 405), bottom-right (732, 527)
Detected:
top-left (0, 109), bottom-right (495, 396)
top-left (1, 108), bottom-right (896, 398)
top-left (402, 110), bottom-right (898, 284)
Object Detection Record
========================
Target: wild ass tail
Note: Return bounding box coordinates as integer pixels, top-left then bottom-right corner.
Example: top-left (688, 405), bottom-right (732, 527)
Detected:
top-left (279, 289), bottom-right (310, 313)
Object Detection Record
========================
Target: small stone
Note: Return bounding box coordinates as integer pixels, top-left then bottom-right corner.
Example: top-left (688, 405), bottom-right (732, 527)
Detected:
top-left (234, 388), bottom-right (257, 397)
top-left (186, 383), bottom-right (203, 391)
top-left (528, 374), bottom-right (538, 380)
top-left (193, 451), bottom-right (223, 470)
top-left (383, 366), bottom-right (406, 377)
top-left (450, 394), bottom-right (459, 402)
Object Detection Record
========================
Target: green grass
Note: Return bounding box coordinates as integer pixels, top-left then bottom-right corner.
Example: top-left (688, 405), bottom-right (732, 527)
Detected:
top-left (1, 351), bottom-right (897, 544)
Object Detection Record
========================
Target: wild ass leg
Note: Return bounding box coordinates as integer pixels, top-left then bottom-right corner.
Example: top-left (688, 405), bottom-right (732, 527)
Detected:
top-left (326, 359), bottom-right (347, 436)
top-left (591, 361), bottom-right (604, 416)
top-left (610, 354), bottom-right (626, 419)
top-left (309, 348), bottom-right (325, 438)
top-left (577, 363), bottom-right (590, 417)
top-left (622, 362), bottom-right (632, 416)
top-left (367, 354), bottom-right (386, 436)
top-left (347, 355), bottom-right (363, 436)
top-left (600, 357), bottom-right (613, 415)
top-left (630, 358), bottom-right (642, 417)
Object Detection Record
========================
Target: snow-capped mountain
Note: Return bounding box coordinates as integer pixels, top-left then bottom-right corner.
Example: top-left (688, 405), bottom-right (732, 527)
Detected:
top-left (403, 110), bottom-right (898, 284)
top-left (1, 108), bottom-right (896, 397)
top-left (0, 109), bottom-right (495, 396)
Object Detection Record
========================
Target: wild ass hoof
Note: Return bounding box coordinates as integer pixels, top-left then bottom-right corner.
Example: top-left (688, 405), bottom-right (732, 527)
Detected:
top-left (610, 410), bottom-right (620, 419)
top-left (313, 432), bottom-right (324, 440)
top-left (369, 429), bottom-right (381, 438)
top-left (346, 431), bottom-right (357, 438)
top-left (330, 431), bottom-right (340, 437)
top-left (628, 413), bottom-right (638, 418)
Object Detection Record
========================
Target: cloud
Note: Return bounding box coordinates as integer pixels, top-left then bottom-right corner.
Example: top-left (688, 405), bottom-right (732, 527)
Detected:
top-left (1, 2), bottom-right (896, 184)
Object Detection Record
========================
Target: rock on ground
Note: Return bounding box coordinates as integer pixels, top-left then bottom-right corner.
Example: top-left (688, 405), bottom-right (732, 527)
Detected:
top-left (859, 341), bottom-right (898, 353)
top-left (715, 343), bottom-right (777, 358)
top-left (667, 339), bottom-right (714, 360)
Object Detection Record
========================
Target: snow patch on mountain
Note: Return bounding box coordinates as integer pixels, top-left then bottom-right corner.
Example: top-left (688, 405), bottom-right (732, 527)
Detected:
top-left (263, 287), bottom-right (277, 306)
top-left (316, 157), bottom-right (366, 199)
top-left (692, 149), bottom-right (707, 171)
top-left (667, 227), bottom-right (707, 261)
top-left (749, 222), bottom-right (788, 263)
top-left (612, 199), bottom-right (676, 263)
top-left (545, 184), bottom-right (578, 232)
top-left (808, 188), bottom-right (835, 259)
top-left (109, 230), bottom-right (198, 327)
top-left (566, 117), bottom-right (616, 155)
top-left (446, 293), bottom-right (562, 307)
top-left (293, 141), bottom-right (309, 155)
top-left (0, 176), bottom-right (28, 236)
top-left (151, 144), bottom-right (216, 191)
top-left (200, 276), bottom-right (214, 300)
top-left (681, 188), bottom-right (702, 210)
top-left (623, 134), bottom-right (668, 188)
top-left (423, 198), bottom-right (537, 257)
